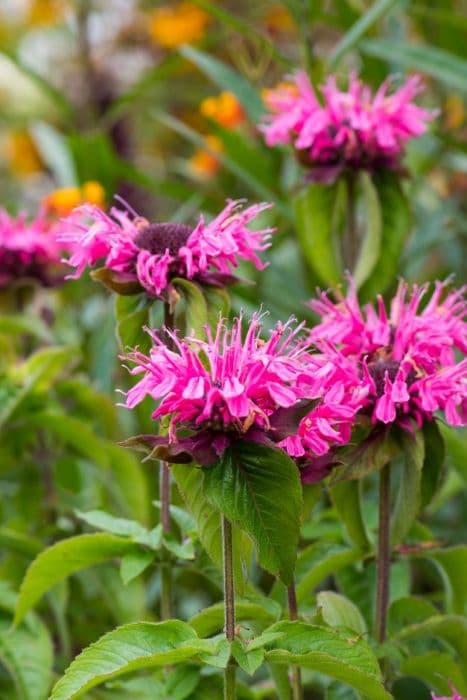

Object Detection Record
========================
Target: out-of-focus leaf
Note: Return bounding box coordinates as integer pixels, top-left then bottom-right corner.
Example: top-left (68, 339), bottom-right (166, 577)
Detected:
top-left (204, 442), bottom-right (302, 584)
top-left (0, 315), bottom-right (52, 342)
top-left (330, 481), bottom-right (370, 551)
top-left (391, 430), bottom-right (424, 545)
top-left (114, 294), bottom-right (151, 352)
top-left (14, 533), bottom-right (135, 625)
top-left (401, 652), bottom-right (467, 696)
top-left (329, 429), bottom-right (399, 484)
top-left (439, 424), bottom-right (467, 483)
top-left (179, 45), bottom-right (264, 122)
top-left (30, 122), bottom-right (77, 186)
top-left (232, 638), bottom-right (264, 675)
top-left (420, 420), bottom-right (445, 508)
top-left (0, 528), bottom-right (42, 557)
top-left (75, 510), bottom-right (160, 548)
top-left (361, 40), bottom-right (467, 93)
top-left (396, 615), bottom-right (467, 668)
top-left (296, 543), bottom-right (362, 603)
top-left (354, 172), bottom-right (382, 287)
top-left (120, 549), bottom-right (156, 585)
top-left (317, 591), bottom-right (367, 634)
top-left (327, 0), bottom-right (401, 69)
top-left (172, 278), bottom-right (208, 338)
top-left (427, 546), bottom-right (467, 615)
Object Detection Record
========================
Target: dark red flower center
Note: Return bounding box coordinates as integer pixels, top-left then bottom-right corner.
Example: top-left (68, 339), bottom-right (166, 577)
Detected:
top-left (134, 223), bottom-right (192, 256)
top-left (367, 358), bottom-right (400, 395)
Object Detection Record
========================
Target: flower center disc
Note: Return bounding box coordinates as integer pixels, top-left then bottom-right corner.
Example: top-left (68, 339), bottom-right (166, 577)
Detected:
top-left (367, 358), bottom-right (400, 395)
top-left (134, 223), bottom-right (192, 256)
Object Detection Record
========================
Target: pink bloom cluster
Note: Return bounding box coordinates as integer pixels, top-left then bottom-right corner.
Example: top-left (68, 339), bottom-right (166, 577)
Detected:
top-left (122, 314), bottom-right (366, 468)
top-left (59, 199), bottom-right (273, 298)
top-left (309, 279), bottom-right (467, 429)
top-left (0, 208), bottom-right (64, 289)
top-left (261, 72), bottom-right (435, 181)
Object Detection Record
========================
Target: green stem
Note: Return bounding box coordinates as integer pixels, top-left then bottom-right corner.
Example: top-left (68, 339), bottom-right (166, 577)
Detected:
top-left (222, 515), bottom-right (236, 700)
top-left (159, 302), bottom-right (175, 620)
top-left (375, 463), bottom-right (391, 645)
top-left (287, 583), bottom-right (303, 700)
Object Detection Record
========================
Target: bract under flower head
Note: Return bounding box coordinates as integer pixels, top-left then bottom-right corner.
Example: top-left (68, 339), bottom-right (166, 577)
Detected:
top-left (0, 208), bottom-right (65, 289)
top-left (309, 278), bottom-right (467, 429)
top-left (58, 199), bottom-right (273, 299)
top-left (261, 71), bottom-right (436, 182)
top-left (122, 314), bottom-right (309, 465)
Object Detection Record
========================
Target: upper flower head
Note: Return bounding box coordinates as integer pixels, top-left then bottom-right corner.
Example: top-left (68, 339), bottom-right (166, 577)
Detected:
top-left (261, 71), bottom-right (436, 181)
top-left (122, 314), bottom-right (309, 465)
top-left (0, 208), bottom-right (65, 289)
top-left (309, 278), bottom-right (467, 429)
top-left (58, 199), bottom-right (273, 299)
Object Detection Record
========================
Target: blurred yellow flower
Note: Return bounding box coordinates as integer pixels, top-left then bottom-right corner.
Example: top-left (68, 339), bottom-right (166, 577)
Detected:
top-left (27, 0), bottom-right (67, 26)
top-left (43, 181), bottom-right (105, 216)
top-left (444, 94), bottom-right (465, 130)
top-left (261, 82), bottom-right (298, 109)
top-left (200, 92), bottom-right (244, 129)
top-left (189, 135), bottom-right (223, 178)
top-left (149, 2), bottom-right (210, 49)
top-left (4, 130), bottom-right (43, 175)
top-left (264, 4), bottom-right (294, 33)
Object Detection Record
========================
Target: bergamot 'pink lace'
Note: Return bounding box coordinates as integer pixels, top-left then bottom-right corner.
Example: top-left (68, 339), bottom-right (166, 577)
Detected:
top-left (58, 199), bottom-right (273, 297)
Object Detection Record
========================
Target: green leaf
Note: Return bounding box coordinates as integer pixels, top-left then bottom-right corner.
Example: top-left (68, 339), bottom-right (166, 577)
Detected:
top-left (203, 442), bottom-right (302, 584)
top-left (439, 424), bottom-right (467, 482)
top-left (203, 286), bottom-right (230, 329)
top-left (317, 591), bottom-right (367, 634)
top-left (421, 421), bottom-right (445, 508)
top-left (114, 294), bottom-right (151, 352)
top-left (190, 597), bottom-right (281, 638)
top-left (0, 614), bottom-right (53, 700)
top-left (0, 527), bottom-right (42, 557)
top-left (14, 533), bottom-right (135, 625)
top-left (75, 510), bottom-right (160, 548)
top-left (361, 40), bottom-right (467, 93)
top-left (49, 621), bottom-right (207, 700)
top-left (429, 546), bottom-right (467, 615)
top-left (329, 429), bottom-right (399, 484)
top-left (172, 278), bottom-right (208, 338)
top-left (0, 314), bottom-right (52, 342)
top-left (359, 171), bottom-right (411, 301)
top-left (391, 430), bottom-right (425, 545)
top-left (353, 173), bottom-right (382, 288)
top-left (162, 532), bottom-right (195, 560)
top-left (165, 665), bottom-right (200, 700)
top-left (330, 481), bottom-right (370, 550)
top-left (396, 615), bottom-right (467, 668)
top-left (120, 549), bottom-right (156, 585)
top-left (30, 121), bottom-right (77, 186)
top-left (179, 45), bottom-right (264, 122)
top-left (327, 0), bottom-right (400, 69)
top-left (293, 182), bottom-right (343, 286)
top-left (232, 639), bottom-right (264, 675)
top-left (401, 652), bottom-right (467, 696)
top-left (388, 595), bottom-right (438, 635)
top-left (296, 543), bottom-right (361, 603)
top-left (171, 465), bottom-right (250, 595)
top-left (264, 621), bottom-right (391, 700)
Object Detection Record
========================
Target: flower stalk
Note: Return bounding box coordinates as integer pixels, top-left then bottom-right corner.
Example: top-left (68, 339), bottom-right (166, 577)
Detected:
top-left (222, 515), bottom-right (236, 700)
top-left (375, 463), bottom-right (391, 645)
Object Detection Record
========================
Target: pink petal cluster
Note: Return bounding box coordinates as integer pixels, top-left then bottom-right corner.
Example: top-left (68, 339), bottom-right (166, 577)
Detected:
top-left (309, 279), bottom-right (467, 429)
top-left (122, 314), bottom-right (365, 467)
top-left (58, 199), bottom-right (273, 298)
top-left (0, 208), bottom-right (64, 289)
top-left (261, 72), bottom-right (435, 180)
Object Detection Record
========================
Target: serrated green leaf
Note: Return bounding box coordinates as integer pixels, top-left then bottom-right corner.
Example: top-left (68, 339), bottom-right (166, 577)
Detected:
top-left (120, 549), bottom-right (156, 585)
top-left (317, 591), bottom-right (367, 635)
top-left (264, 621), bottom-right (391, 700)
top-left (171, 464), bottom-right (250, 595)
top-left (14, 534), bottom-right (135, 625)
top-left (190, 598), bottom-right (281, 638)
top-left (353, 172), bottom-right (382, 287)
top-left (391, 430), bottom-right (424, 545)
top-left (293, 182), bottom-right (343, 286)
top-left (203, 442), bottom-right (302, 584)
top-left (50, 621), bottom-right (206, 700)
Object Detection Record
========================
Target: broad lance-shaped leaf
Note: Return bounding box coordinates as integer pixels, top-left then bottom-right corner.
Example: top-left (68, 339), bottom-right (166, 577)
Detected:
top-left (203, 442), bottom-right (302, 585)
top-left (353, 172), bottom-right (382, 288)
top-left (0, 614), bottom-right (53, 700)
top-left (293, 181), bottom-right (343, 286)
top-left (14, 533), bottom-right (135, 625)
top-left (115, 293), bottom-right (151, 352)
top-left (316, 591), bottom-right (367, 635)
top-left (172, 277), bottom-right (208, 338)
top-left (263, 621), bottom-right (391, 700)
top-left (50, 621), bottom-right (211, 700)
top-left (330, 480), bottom-right (370, 550)
top-left (391, 430), bottom-right (424, 545)
top-left (396, 615), bottom-right (467, 668)
top-left (171, 463), bottom-right (251, 595)
top-left (359, 170), bottom-right (411, 301)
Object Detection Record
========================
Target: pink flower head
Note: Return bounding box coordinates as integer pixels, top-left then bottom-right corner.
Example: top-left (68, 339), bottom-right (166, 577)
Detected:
top-left (309, 278), bottom-right (467, 429)
top-left (261, 71), bottom-right (436, 182)
top-left (432, 683), bottom-right (467, 700)
top-left (122, 314), bottom-right (309, 465)
top-left (0, 208), bottom-right (65, 289)
top-left (58, 199), bottom-right (273, 299)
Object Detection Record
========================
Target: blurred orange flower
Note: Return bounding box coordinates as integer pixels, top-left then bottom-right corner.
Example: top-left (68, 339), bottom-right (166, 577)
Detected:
top-left (200, 92), bottom-right (245, 128)
top-left (149, 2), bottom-right (210, 49)
top-left (43, 181), bottom-right (106, 216)
top-left (261, 81), bottom-right (299, 109)
top-left (189, 135), bottom-right (223, 178)
top-left (4, 130), bottom-right (43, 176)
top-left (444, 94), bottom-right (465, 130)
top-left (27, 0), bottom-right (67, 26)
top-left (264, 4), bottom-right (294, 33)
